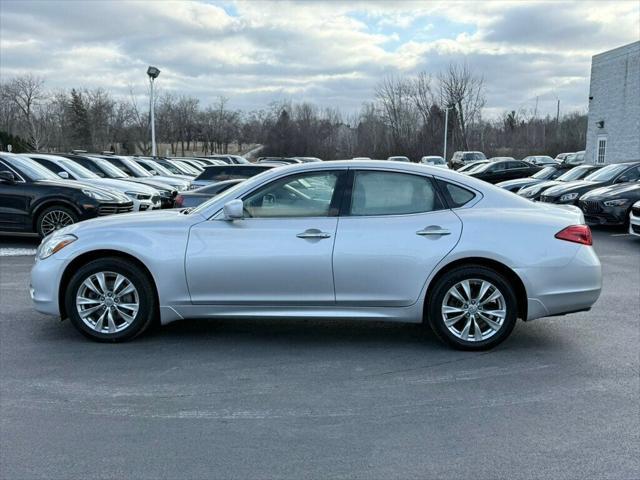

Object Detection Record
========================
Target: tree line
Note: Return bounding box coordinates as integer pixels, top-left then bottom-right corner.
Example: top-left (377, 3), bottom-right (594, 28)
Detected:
top-left (0, 67), bottom-right (587, 160)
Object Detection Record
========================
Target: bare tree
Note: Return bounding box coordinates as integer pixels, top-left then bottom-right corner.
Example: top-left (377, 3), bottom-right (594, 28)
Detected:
top-left (1, 74), bottom-right (47, 149)
top-left (438, 63), bottom-right (486, 151)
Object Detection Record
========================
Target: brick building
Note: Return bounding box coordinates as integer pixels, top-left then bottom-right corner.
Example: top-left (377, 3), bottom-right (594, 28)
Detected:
top-left (585, 41), bottom-right (640, 164)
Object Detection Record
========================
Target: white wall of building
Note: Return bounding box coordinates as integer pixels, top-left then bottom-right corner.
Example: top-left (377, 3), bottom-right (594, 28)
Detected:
top-left (585, 42), bottom-right (640, 164)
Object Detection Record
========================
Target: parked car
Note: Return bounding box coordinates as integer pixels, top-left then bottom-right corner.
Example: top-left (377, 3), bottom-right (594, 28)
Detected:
top-left (629, 200), bottom-right (640, 236)
top-left (420, 156), bottom-right (448, 168)
top-left (540, 162), bottom-right (640, 205)
top-left (457, 160), bottom-right (490, 173)
top-left (578, 181), bottom-right (640, 226)
top-left (555, 152), bottom-right (574, 162)
top-left (174, 179), bottom-right (243, 208)
top-left (293, 157), bottom-right (322, 163)
top-left (202, 155), bottom-right (250, 164)
top-left (190, 164), bottom-right (276, 189)
top-left (31, 161), bottom-right (601, 350)
top-left (387, 156), bottom-right (411, 162)
top-left (148, 158), bottom-right (202, 176)
top-left (496, 164), bottom-right (573, 192)
top-left (466, 159), bottom-right (542, 184)
top-left (0, 153), bottom-right (133, 237)
top-left (562, 151), bottom-right (585, 166)
top-left (24, 154), bottom-right (161, 211)
top-left (132, 158), bottom-right (193, 181)
top-left (61, 154), bottom-right (178, 208)
top-left (98, 155), bottom-right (189, 191)
top-left (450, 151), bottom-right (486, 169)
top-left (257, 157), bottom-right (301, 164)
top-left (518, 165), bottom-right (603, 201)
top-left (171, 158), bottom-right (207, 171)
top-left (522, 155), bottom-right (557, 166)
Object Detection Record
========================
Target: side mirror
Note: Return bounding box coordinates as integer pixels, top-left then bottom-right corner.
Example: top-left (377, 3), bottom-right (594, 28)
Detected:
top-left (223, 199), bottom-right (244, 220)
top-left (0, 170), bottom-right (16, 184)
top-left (149, 170), bottom-right (157, 175)
top-left (58, 171), bottom-right (70, 179)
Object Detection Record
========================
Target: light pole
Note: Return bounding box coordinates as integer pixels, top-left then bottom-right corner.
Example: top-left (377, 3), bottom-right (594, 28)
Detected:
top-left (443, 104), bottom-right (454, 162)
top-left (146, 66), bottom-right (161, 157)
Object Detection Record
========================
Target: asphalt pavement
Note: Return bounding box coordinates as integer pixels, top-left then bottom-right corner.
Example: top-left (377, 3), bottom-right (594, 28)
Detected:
top-left (1, 230), bottom-right (638, 479)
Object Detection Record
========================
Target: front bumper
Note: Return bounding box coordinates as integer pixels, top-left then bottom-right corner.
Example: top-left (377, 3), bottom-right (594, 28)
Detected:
top-left (30, 256), bottom-right (67, 317)
top-left (579, 200), bottom-right (629, 226)
top-left (517, 245), bottom-right (602, 321)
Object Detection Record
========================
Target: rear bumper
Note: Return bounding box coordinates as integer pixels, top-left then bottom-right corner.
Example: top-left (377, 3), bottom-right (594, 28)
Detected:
top-left (517, 246), bottom-right (602, 321)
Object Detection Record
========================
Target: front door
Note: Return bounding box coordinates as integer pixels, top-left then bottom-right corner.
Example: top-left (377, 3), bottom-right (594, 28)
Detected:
top-left (332, 170), bottom-right (463, 306)
top-left (185, 170), bottom-right (346, 305)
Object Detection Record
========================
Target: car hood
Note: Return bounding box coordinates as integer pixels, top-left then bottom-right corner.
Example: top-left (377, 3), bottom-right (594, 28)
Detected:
top-left (120, 177), bottom-right (176, 192)
top-left (543, 180), bottom-right (600, 196)
top-left (79, 178), bottom-right (159, 195)
top-left (150, 175), bottom-right (189, 187)
top-left (521, 179), bottom-right (561, 193)
top-left (581, 182), bottom-right (640, 200)
top-left (36, 179), bottom-right (128, 201)
top-left (496, 178), bottom-right (541, 188)
top-left (59, 208), bottom-right (204, 236)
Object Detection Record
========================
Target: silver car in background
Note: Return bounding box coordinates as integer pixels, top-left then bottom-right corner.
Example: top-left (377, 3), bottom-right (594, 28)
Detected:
top-left (30, 161), bottom-right (601, 350)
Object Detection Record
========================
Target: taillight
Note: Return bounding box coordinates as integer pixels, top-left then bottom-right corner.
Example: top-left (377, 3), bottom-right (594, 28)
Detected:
top-left (174, 195), bottom-right (184, 207)
top-left (555, 225), bottom-right (592, 246)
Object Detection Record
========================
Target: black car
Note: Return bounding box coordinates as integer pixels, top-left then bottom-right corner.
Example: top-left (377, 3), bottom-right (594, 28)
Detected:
top-left (190, 164), bottom-right (276, 189)
top-left (0, 153), bottom-right (133, 237)
top-left (174, 179), bottom-right (243, 208)
top-left (62, 154), bottom-right (178, 208)
top-left (466, 159), bottom-right (542, 184)
top-left (496, 164), bottom-right (573, 192)
top-left (540, 161), bottom-right (640, 205)
top-left (517, 165), bottom-right (603, 200)
top-left (578, 181), bottom-right (640, 226)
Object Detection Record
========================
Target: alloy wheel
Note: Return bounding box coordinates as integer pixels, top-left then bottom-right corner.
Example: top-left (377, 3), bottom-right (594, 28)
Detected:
top-left (40, 210), bottom-right (75, 236)
top-left (441, 278), bottom-right (506, 342)
top-left (75, 271), bottom-right (140, 334)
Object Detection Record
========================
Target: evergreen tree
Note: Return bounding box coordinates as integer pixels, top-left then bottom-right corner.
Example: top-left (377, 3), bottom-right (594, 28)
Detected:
top-left (67, 89), bottom-right (92, 150)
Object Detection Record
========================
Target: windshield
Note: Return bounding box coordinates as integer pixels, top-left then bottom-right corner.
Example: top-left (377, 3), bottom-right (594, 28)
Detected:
top-left (143, 160), bottom-right (173, 176)
top-left (558, 166), bottom-right (594, 181)
top-left (584, 164), bottom-right (631, 182)
top-left (120, 158), bottom-right (152, 177)
top-left (93, 157), bottom-right (130, 178)
top-left (59, 159), bottom-right (100, 179)
top-left (470, 162), bottom-right (494, 173)
top-left (7, 156), bottom-right (59, 181)
top-left (173, 160), bottom-right (199, 174)
top-left (532, 166), bottom-right (556, 179)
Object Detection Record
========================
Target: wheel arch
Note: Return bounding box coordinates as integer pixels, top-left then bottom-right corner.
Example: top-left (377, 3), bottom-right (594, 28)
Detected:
top-left (424, 257), bottom-right (528, 321)
top-left (32, 199), bottom-right (83, 231)
top-left (58, 249), bottom-right (160, 322)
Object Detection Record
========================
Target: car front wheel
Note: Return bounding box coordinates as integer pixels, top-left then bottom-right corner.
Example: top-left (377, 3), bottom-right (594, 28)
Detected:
top-left (427, 266), bottom-right (517, 350)
top-left (65, 258), bottom-right (156, 342)
top-left (37, 205), bottom-right (78, 237)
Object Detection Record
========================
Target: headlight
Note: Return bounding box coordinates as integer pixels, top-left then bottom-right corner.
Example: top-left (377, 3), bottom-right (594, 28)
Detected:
top-left (38, 234), bottom-right (77, 259)
top-left (603, 198), bottom-right (630, 207)
top-left (559, 192), bottom-right (579, 202)
top-left (520, 188), bottom-right (535, 198)
top-left (125, 191), bottom-right (147, 200)
top-left (82, 189), bottom-right (114, 201)
top-left (177, 184), bottom-right (187, 191)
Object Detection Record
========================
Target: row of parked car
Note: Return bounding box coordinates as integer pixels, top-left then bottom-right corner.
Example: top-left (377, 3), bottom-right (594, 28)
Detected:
top-left (0, 151), bottom-right (259, 236)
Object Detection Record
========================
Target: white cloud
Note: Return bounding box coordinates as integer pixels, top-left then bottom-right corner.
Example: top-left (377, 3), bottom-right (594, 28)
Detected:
top-left (0, 0), bottom-right (638, 117)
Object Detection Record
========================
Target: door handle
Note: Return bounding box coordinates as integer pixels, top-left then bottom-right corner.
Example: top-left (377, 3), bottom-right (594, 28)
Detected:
top-left (296, 229), bottom-right (332, 239)
top-left (416, 226), bottom-right (451, 236)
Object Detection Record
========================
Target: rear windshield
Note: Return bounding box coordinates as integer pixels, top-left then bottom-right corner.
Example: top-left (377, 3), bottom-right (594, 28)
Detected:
top-left (195, 165), bottom-right (273, 181)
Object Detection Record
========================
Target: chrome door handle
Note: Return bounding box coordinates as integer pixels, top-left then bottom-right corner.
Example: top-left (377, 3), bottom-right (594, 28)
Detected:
top-left (297, 229), bottom-right (332, 239)
top-left (416, 226), bottom-right (451, 236)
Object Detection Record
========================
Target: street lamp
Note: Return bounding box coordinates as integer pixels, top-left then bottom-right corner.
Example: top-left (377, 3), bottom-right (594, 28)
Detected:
top-left (443, 104), bottom-right (454, 162)
top-left (146, 66), bottom-right (161, 157)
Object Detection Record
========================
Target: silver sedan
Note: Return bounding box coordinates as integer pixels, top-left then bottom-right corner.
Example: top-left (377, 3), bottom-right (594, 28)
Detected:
top-left (30, 161), bottom-right (602, 350)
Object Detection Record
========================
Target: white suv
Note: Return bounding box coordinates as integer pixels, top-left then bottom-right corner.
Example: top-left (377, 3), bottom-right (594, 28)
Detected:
top-left (450, 151), bottom-right (486, 169)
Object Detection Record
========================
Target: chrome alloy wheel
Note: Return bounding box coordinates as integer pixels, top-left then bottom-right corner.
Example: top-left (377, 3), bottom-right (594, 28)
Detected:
top-left (441, 279), bottom-right (506, 342)
top-left (40, 210), bottom-right (74, 236)
top-left (76, 271), bottom-right (139, 334)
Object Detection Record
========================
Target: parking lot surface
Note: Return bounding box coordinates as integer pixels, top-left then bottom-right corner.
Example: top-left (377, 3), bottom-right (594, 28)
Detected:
top-left (1, 230), bottom-right (638, 479)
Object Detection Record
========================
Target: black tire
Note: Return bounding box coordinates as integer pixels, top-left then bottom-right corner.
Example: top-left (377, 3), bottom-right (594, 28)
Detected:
top-left (65, 257), bottom-right (157, 342)
top-left (426, 265), bottom-right (518, 351)
top-left (36, 205), bottom-right (78, 237)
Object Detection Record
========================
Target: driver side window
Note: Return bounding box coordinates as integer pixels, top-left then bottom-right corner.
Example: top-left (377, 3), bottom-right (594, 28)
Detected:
top-left (243, 171), bottom-right (340, 218)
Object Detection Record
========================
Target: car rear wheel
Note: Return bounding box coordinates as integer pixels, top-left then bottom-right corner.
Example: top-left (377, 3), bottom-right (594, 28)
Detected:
top-left (427, 266), bottom-right (517, 350)
top-left (65, 258), bottom-right (156, 342)
top-left (37, 206), bottom-right (78, 237)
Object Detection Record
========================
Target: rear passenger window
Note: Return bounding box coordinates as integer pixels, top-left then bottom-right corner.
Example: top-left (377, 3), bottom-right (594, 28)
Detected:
top-left (350, 171), bottom-right (443, 216)
top-left (436, 180), bottom-right (476, 208)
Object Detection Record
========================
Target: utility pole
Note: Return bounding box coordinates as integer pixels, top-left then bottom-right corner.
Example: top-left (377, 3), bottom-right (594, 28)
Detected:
top-left (443, 105), bottom-right (454, 161)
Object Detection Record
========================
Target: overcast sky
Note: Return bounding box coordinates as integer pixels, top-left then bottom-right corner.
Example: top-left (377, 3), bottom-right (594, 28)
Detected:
top-left (1, 0), bottom-right (638, 118)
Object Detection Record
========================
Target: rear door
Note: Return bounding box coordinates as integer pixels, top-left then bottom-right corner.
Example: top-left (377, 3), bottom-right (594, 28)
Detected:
top-left (332, 169), bottom-right (462, 306)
